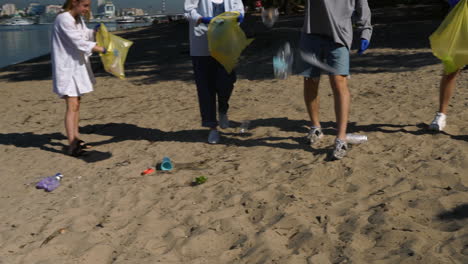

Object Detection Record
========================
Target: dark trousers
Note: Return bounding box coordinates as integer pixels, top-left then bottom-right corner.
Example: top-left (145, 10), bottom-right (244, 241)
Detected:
top-left (192, 56), bottom-right (237, 128)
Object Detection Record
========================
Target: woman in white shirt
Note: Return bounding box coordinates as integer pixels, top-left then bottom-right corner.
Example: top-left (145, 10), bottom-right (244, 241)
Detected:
top-left (51, 0), bottom-right (105, 156)
top-left (184, 0), bottom-right (245, 144)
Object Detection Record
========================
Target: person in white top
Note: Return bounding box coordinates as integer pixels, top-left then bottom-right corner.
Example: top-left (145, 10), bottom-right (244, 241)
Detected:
top-left (51, 0), bottom-right (106, 156)
top-left (184, 0), bottom-right (245, 144)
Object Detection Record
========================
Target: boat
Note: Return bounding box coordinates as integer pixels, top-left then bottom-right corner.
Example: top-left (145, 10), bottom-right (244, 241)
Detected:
top-left (116, 16), bottom-right (136, 23)
top-left (152, 15), bottom-right (169, 24)
top-left (3, 17), bottom-right (34, 26)
top-left (89, 17), bottom-right (117, 23)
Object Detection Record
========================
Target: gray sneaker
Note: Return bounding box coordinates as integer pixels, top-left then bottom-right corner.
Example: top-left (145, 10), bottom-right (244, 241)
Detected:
top-left (208, 129), bottom-right (220, 144)
top-left (333, 138), bottom-right (348, 160)
top-left (219, 113), bottom-right (230, 129)
top-left (307, 126), bottom-right (324, 145)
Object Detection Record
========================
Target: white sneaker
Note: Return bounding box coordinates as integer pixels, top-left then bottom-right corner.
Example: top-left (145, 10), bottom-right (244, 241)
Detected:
top-left (429, 112), bottom-right (446, 131)
top-left (208, 129), bottom-right (220, 144)
top-left (219, 113), bottom-right (230, 129)
top-left (333, 138), bottom-right (348, 160)
top-left (306, 126), bottom-right (323, 145)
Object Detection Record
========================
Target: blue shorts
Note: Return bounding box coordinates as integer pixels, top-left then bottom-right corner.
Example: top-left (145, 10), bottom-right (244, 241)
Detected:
top-left (298, 33), bottom-right (350, 78)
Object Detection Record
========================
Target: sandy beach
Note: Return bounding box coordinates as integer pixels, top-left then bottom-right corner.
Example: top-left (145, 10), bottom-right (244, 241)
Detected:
top-left (0, 7), bottom-right (467, 264)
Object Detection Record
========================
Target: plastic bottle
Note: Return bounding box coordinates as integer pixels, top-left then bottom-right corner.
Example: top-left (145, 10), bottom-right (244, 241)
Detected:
top-left (273, 42), bottom-right (294, 79)
top-left (346, 134), bottom-right (368, 144)
top-left (36, 173), bottom-right (63, 192)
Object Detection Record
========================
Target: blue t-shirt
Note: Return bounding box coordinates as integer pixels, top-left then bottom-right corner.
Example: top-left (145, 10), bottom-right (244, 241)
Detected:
top-left (213, 2), bottom-right (225, 17)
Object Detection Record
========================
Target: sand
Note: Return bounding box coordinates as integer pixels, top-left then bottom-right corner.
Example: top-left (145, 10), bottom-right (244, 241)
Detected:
top-left (0, 9), bottom-right (467, 264)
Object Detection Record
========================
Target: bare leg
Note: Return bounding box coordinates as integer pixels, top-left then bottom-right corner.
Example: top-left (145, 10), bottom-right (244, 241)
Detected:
top-left (439, 70), bottom-right (460, 114)
top-left (304, 77), bottom-right (321, 128)
top-left (329, 75), bottom-right (350, 140)
top-left (74, 97), bottom-right (81, 140)
top-left (65, 97), bottom-right (80, 152)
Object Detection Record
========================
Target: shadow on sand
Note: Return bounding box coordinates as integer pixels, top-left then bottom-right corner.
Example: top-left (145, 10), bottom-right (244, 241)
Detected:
top-left (0, 117), bottom-right (465, 162)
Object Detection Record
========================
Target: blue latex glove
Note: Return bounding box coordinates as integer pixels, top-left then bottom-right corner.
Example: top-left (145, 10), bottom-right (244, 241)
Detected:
top-left (94, 24), bottom-right (101, 32)
top-left (358, 39), bottom-right (369, 55)
top-left (448, 0), bottom-right (460, 7)
top-left (102, 47), bottom-right (107, 54)
top-left (201, 17), bottom-right (213, 24)
top-left (237, 14), bottom-right (244, 23)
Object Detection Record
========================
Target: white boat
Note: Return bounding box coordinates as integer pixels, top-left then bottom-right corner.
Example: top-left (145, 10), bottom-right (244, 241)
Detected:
top-left (3, 17), bottom-right (34, 26)
top-left (116, 16), bottom-right (136, 23)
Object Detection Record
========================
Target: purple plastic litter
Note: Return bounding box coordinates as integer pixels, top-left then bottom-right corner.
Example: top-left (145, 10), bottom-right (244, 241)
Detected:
top-left (36, 173), bottom-right (63, 192)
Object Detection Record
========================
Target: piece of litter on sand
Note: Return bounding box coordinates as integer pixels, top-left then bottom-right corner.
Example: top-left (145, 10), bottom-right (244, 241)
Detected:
top-left (141, 168), bottom-right (155, 175)
top-left (40, 228), bottom-right (67, 247)
top-left (115, 160), bottom-right (131, 167)
top-left (192, 176), bottom-right (207, 186)
top-left (159, 157), bottom-right (173, 171)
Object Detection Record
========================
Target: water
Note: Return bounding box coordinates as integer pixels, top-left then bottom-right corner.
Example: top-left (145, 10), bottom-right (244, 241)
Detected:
top-left (0, 22), bottom-right (151, 69)
top-left (0, 24), bottom-right (52, 68)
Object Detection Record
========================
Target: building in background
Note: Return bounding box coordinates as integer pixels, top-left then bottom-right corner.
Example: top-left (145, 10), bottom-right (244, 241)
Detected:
top-left (97, 0), bottom-right (116, 18)
top-left (97, 0), bottom-right (105, 8)
top-left (26, 3), bottom-right (46, 16)
top-left (36, 5), bottom-right (63, 24)
top-left (1, 3), bottom-right (16, 16)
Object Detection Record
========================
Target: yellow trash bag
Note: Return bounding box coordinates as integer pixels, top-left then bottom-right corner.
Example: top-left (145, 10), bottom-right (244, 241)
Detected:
top-left (208, 12), bottom-right (254, 73)
top-left (96, 23), bottom-right (133, 79)
top-left (429, 0), bottom-right (468, 74)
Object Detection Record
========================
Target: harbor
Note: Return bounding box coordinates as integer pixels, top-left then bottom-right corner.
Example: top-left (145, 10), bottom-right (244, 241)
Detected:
top-left (0, 0), bottom-right (184, 68)
top-left (0, 21), bottom-right (155, 69)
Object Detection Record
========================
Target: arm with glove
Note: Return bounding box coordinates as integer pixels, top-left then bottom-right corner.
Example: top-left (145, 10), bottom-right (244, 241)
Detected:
top-left (354, 0), bottom-right (373, 55)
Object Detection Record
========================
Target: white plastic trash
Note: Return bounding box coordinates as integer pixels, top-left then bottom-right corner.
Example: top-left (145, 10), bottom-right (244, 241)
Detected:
top-left (273, 42), bottom-right (294, 79)
top-left (346, 134), bottom-right (368, 144)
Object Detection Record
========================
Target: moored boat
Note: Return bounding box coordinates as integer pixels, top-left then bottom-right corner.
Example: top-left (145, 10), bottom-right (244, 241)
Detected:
top-left (2, 17), bottom-right (34, 26)
top-left (116, 16), bottom-right (136, 23)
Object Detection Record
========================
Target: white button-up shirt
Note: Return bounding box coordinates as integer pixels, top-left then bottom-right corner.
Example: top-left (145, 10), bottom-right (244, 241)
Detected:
top-left (51, 12), bottom-right (96, 97)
